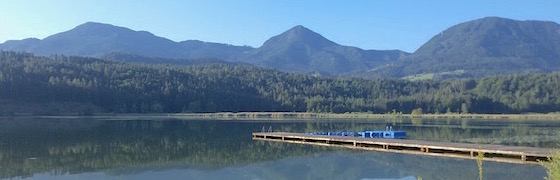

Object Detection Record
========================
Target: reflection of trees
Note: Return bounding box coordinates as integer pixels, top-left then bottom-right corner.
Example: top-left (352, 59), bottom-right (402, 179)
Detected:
top-left (403, 119), bottom-right (559, 148)
top-left (302, 119), bottom-right (559, 148)
top-left (0, 118), bottom-right (557, 179)
top-left (0, 119), bottom-right (331, 179)
top-left (223, 150), bottom-right (545, 180)
top-left (377, 151), bottom-right (545, 180)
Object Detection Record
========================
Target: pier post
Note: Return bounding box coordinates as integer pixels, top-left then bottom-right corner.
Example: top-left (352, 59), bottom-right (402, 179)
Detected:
top-left (521, 154), bottom-right (526, 161)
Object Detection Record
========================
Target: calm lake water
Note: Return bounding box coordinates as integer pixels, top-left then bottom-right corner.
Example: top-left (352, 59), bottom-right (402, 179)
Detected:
top-left (1, 117), bottom-right (559, 180)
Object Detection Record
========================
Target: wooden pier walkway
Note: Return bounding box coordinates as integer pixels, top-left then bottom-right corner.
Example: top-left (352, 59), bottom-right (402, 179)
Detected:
top-left (252, 132), bottom-right (556, 164)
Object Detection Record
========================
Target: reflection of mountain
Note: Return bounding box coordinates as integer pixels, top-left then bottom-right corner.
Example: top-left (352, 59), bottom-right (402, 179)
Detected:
top-left (0, 119), bottom-right (330, 178)
top-left (0, 118), bottom-right (554, 179)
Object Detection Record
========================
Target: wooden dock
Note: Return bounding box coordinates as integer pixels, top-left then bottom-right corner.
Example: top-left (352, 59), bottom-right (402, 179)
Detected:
top-left (252, 132), bottom-right (557, 164)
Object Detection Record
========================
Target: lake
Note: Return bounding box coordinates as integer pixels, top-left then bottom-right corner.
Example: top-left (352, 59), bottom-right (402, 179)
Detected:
top-left (1, 117), bottom-right (558, 179)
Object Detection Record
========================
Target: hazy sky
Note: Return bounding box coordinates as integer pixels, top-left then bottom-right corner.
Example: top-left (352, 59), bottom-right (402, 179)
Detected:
top-left (1, 0), bottom-right (559, 52)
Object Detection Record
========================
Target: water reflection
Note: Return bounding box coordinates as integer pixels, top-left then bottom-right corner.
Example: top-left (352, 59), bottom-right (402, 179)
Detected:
top-left (0, 117), bottom-right (557, 179)
top-left (302, 118), bottom-right (560, 148)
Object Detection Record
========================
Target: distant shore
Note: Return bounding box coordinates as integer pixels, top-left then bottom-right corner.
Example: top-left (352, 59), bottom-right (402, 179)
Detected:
top-left (164, 112), bottom-right (560, 120)
top-left (4, 111), bottom-right (560, 120)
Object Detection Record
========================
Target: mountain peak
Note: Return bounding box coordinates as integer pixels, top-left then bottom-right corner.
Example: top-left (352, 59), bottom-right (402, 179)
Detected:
top-left (261, 25), bottom-right (336, 49)
top-left (283, 25), bottom-right (326, 40)
top-left (81, 21), bottom-right (112, 26)
top-left (452, 16), bottom-right (559, 33)
top-left (74, 21), bottom-right (119, 30)
top-left (243, 25), bottom-right (404, 75)
top-left (478, 16), bottom-right (511, 21)
top-left (473, 16), bottom-right (555, 24)
top-left (378, 16), bottom-right (560, 78)
top-left (68, 21), bottom-right (143, 36)
top-left (285, 25), bottom-right (313, 34)
top-left (417, 16), bottom-right (560, 55)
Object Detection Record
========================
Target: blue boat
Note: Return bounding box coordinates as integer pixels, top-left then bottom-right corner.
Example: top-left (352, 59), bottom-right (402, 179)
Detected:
top-left (306, 126), bottom-right (406, 139)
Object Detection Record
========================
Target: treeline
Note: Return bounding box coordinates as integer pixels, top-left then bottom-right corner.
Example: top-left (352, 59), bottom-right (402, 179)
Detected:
top-left (1, 51), bottom-right (559, 114)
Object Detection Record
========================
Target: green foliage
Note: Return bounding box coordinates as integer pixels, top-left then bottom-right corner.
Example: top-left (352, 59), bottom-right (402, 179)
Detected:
top-left (475, 73), bottom-right (560, 113)
top-left (542, 151), bottom-right (560, 180)
top-left (461, 103), bottom-right (469, 114)
top-left (411, 108), bottom-right (423, 115)
top-left (1, 51), bottom-right (560, 114)
top-left (477, 150), bottom-right (484, 180)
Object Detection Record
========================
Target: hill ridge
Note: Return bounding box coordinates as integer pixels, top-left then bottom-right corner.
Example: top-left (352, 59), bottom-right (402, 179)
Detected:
top-left (363, 16), bottom-right (560, 79)
top-left (2, 17), bottom-right (560, 78)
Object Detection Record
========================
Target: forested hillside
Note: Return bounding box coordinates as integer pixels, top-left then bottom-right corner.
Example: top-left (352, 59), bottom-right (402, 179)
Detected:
top-left (1, 51), bottom-right (559, 115)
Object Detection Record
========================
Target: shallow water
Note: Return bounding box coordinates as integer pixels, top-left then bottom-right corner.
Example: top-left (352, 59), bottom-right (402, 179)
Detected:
top-left (0, 117), bottom-right (558, 179)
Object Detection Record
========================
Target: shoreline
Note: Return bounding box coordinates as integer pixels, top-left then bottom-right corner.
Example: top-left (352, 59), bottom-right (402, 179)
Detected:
top-left (6, 112), bottom-right (558, 120)
top-left (172, 112), bottom-right (560, 120)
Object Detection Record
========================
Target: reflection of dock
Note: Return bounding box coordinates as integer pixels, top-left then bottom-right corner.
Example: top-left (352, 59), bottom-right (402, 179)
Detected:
top-left (252, 132), bottom-right (556, 164)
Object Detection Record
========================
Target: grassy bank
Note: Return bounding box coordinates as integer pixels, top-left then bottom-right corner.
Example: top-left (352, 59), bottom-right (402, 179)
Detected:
top-left (2, 104), bottom-right (560, 120)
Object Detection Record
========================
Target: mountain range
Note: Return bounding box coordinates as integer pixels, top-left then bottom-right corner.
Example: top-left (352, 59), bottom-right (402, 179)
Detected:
top-left (1, 17), bottom-right (560, 78)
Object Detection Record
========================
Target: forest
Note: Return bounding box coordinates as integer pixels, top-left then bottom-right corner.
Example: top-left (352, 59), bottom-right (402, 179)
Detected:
top-left (1, 51), bottom-right (559, 115)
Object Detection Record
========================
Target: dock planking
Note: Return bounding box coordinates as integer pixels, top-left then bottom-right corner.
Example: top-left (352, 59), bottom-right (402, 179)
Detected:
top-left (252, 132), bottom-right (557, 165)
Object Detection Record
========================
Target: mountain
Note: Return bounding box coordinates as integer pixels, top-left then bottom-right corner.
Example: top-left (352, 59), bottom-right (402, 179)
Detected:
top-left (366, 17), bottom-right (560, 79)
top-left (0, 22), bottom-right (253, 60)
top-left (0, 22), bottom-right (404, 76)
top-left (5, 17), bottom-right (560, 78)
top-left (240, 25), bottom-right (407, 75)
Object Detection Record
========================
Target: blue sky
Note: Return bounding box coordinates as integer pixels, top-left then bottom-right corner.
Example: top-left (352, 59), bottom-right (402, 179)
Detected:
top-left (1, 0), bottom-right (559, 52)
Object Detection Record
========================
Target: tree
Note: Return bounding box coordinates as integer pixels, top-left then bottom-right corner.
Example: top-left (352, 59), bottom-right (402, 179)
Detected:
top-left (461, 103), bottom-right (468, 114)
top-left (411, 108), bottom-right (423, 115)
